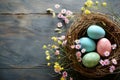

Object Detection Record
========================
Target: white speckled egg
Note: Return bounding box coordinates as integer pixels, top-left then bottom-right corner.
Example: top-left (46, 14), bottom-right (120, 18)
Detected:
top-left (87, 25), bottom-right (105, 39)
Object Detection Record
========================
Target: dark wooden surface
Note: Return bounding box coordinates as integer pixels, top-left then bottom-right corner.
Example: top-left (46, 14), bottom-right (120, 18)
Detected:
top-left (0, 0), bottom-right (120, 80)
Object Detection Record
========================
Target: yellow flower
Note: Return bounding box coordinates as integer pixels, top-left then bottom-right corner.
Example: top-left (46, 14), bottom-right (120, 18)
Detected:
top-left (46, 56), bottom-right (50, 60)
top-left (51, 36), bottom-right (58, 42)
top-left (60, 77), bottom-right (66, 80)
top-left (58, 40), bottom-right (62, 45)
top-left (102, 2), bottom-right (107, 7)
top-left (84, 9), bottom-right (91, 14)
top-left (51, 45), bottom-right (58, 49)
top-left (95, 1), bottom-right (99, 5)
top-left (85, 0), bottom-right (94, 7)
top-left (47, 63), bottom-right (51, 66)
top-left (45, 50), bottom-right (50, 56)
top-left (54, 62), bottom-right (64, 73)
top-left (42, 45), bottom-right (47, 49)
top-left (81, 7), bottom-right (85, 11)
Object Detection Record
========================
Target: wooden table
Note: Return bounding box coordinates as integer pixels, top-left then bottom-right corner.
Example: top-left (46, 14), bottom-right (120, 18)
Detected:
top-left (0, 0), bottom-right (120, 80)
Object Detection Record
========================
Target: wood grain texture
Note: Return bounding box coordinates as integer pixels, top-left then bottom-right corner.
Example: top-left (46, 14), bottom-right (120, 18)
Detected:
top-left (0, 0), bottom-right (120, 80)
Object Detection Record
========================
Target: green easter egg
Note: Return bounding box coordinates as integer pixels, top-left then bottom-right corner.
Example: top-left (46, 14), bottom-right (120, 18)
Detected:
top-left (87, 25), bottom-right (105, 39)
top-left (82, 52), bottom-right (100, 68)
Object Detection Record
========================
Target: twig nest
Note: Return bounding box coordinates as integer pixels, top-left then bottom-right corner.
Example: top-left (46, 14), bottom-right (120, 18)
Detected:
top-left (65, 13), bottom-right (120, 78)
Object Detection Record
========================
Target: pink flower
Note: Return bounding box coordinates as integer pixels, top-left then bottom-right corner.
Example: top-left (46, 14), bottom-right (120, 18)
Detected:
top-left (62, 71), bottom-right (68, 78)
top-left (57, 13), bottom-right (63, 18)
top-left (112, 58), bottom-right (117, 65)
top-left (57, 22), bottom-right (63, 28)
top-left (70, 77), bottom-right (73, 80)
top-left (64, 18), bottom-right (69, 24)
top-left (61, 9), bottom-right (67, 14)
top-left (99, 59), bottom-right (105, 66)
top-left (109, 65), bottom-right (115, 73)
top-left (81, 48), bottom-right (86, 53)
top-left (104, 59), bottom-right (110, 65)
top-left (55, 50), bottom-right (60, 55)
top-left (111, 44), bottom-right (117, 50)
top-left (75, 44), bottom-right (81, 49)
top-left (55, 4), bottom-right (60, 9)
top-left (104, 51), bottom-right (110, 57)
top-left (76, 51), bottom-right (81, 58)
top-left (62, 40), bottom-right (67, 46)
top-left (70, 45), bottom-right (75, 49)
top-left (66, 10), bottom-right (73, 15)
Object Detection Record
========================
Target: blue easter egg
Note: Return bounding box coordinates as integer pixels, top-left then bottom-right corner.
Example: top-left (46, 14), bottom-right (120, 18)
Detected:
top-left (87, 25), bottom-right (105, 39)
top-left (79, 37), bottom-right (96, 52)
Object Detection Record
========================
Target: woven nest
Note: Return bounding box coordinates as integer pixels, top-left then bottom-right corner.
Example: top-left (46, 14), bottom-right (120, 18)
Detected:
top-left (65, 13), bottom-right (120, 78)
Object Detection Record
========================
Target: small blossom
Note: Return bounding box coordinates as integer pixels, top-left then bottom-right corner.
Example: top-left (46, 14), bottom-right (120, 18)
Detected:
top-left (42, 45), bottom-right (47, 49)
top-left (76, 51), bottom-right (81, 58)
top-left (46, 56), bottom-right (50, 60)
top-left (61, 77), bottom-right (66, 80)
top-left (74, 39), bottom-right (80, 44)
top-left (57, 22), bottom-right (63, 28)
top-left (64, 18), bottom-right (70, 24)
top-left (104, 59), bottom-right (110, 65)
top-left (81, 48), bottom-right (86, 53)
top-left (70, 77), bottom-right (73, 80)
top-left (66, 10), bottom-right (73, 15)
top-left (70, 45), bottom-right (75, 49)
top-left (58, 40), bottom-right (62, 45)
top-left (54, 63), bottom-right (63, 73)
top-left (58, 35), bottom-right (66, 40)
top-left (55, 50), bottom-right (60, 55)
top-left (62, 71), bottom-right (68, 78)
top-left (85, 0), bottom-right (94, 7)
top-left (55, 4), bottom-right (60, 9)
top-left (78, 57), bottom-right (82, 62)
top-left (104, 51), bottom-right (110, 57)
top-left (51, 36), bottom-right (58, 42)
top-left (61, 9), bottom-right (67, 14)
top-left (45, 50), bottom-right (50, 56)
top-left (84, 9), bottom-right (91, 14)
top-left (51, 45), bottom-right (59, 49)
top-left (109, 65), bottom-right (115, 73)
top-left (47, 63), bottom-right (51, 66)
top-left (100, 60), bottom-right (105, 66)
top-left (111, 44), bottom-right (117, 50)
top-left (81, 7), bottom-right (85, 11)
top-left (112, 59), bottom-right (117, 65)
top-left (62, 40), bottom-right (67, 46)
top-left (75, 44), bottom-right (81, 49)
top-left (102, 2), bottom-right (107, 7)
top-left (57, 13), bottom-right (63, 18)
top-left (95, 1), bottom-right (99, 5)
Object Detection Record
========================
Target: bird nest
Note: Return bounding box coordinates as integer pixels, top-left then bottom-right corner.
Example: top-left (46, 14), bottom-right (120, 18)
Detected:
top-left (65, 13), bottom-right (120, 78)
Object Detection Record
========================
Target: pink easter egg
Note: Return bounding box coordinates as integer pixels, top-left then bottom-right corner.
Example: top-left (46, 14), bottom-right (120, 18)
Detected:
top-left (97, 38), bottom-right (112, 57)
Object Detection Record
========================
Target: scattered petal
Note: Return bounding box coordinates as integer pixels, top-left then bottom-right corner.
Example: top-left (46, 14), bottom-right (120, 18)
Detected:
top-left (55, 4), bottom-right (60, 9)
top-left (104, 51), bottom-right (110, 57)
top-left (111, 44), bottom-right (117, 50)
top-left (112, 59), bottom-right (117, 65)
top-left (81, 48), bottom-right (86, 53)
top-left (70, 45), bottom-right (75, 49)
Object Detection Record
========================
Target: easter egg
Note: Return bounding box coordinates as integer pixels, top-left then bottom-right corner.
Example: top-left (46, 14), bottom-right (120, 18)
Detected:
top-left (82, 52), bottom-right (100, 68)
top-left (87, 25), bottom-right (105, 39)
top-left (97, 38), bottom-right (112, 57)
top-left (79, 37), bottom-right (96, 52)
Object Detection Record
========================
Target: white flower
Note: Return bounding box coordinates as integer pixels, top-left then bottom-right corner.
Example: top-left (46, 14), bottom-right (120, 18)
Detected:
top-left (81, 48), bottom-right (86, 53)
top-left (111, 58), bottom-right (117, 65)
top-left (61, 9), bottom-right (67, 14)
top-left (111, 44), bottom-right (117, 50)
top-left (57, 22), bottom-right (63, 28)
top-left (55, 4), bottom-right (60, 9)
top-left (104, 51), bottom-right (110, 57)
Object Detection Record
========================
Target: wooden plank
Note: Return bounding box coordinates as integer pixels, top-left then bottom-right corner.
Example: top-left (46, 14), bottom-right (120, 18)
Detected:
top-left (0, 0), bottom-right (119, 14)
